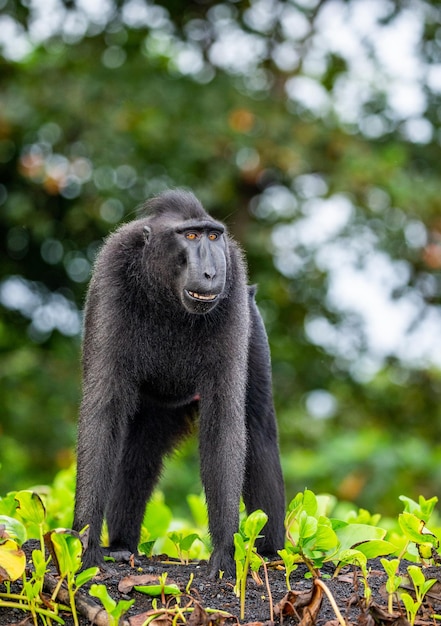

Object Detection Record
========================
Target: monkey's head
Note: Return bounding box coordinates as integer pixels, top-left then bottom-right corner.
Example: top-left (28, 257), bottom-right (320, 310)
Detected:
top-left (142, 191), bottom-right (228, 314)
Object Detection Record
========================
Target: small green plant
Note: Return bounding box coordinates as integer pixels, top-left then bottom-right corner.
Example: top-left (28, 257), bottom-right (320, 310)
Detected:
top-left (400, 565), bottom-right (437, 626)
top-left (277, 548), bottom-right (298, 590)
top-left (381, 558), bottom-right (402, 614)
top-left (168, 530), bottom-right (200, 564)
top-left (89, 584), bottom-right (135, 626)
top-left (14, 491), bottom-right (47, 553)
top-left (233, 509), bottom-right (268, 621)
top-left (47, 529), bottom-right (99, 626)
top-left (284, 489), bottom-right (396, 577)
top-left (397, 495), bottom-right (440, 562)
top-left (0, 516), bottom-right (65, 625)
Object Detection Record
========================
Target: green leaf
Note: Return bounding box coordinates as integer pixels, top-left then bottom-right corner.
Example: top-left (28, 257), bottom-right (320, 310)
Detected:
top-left (398, 513), bottom-right (438, 547)
top-left (243, 509), bottom-right (268, 540)
top-left (91, 582), bottom-right (136, 622)
top-left (250, 551), bottom-right (262, 572)
top-left (0, 494), bottom-right (18, 517)
top-left (138, 540), bottom-right (156, 557)
top-left (421, 579), bottom-right (437, 597)
top-left (135, 584), bottom-right (181, 596)
top-left (313, 520), bottom-right (338, 552)
top-left (49, 531), bottom-right (83, 576)
top-left (76, 566), bottom-right (99, 588)
top-left (399, 495), bottom-right (438, 522)
top-left (407, 565), bottom-right (425, 588)
top-left (287, 492), bottom-right (304, 515)
top-left (180, 532), bottom-right (200, 552)
top-left (278, 548), bottom-right (298, 568)
top-left (90, 583), bottom-right (117, 611)
top-left (234, 532), bottom-right (246, 560)
top-left (401, 592), bottom-right (419, 615)
top-left (335, 523), bottom-right (386, 553)
top-left (32, 548), bottom-right (48, 577)
top-left (337, 548), bottom-right (367, 569)
top-left (302, 490), bottom-right (318, 517)
top-left (355, 540), bottom-right (397, 559)
top-left (168, 531), bottom-right (200, 553)
top-left (399, 496), bottom-right (420, 515)
top-left (298, 512), bottom-right (317, 542)
top-left (381, 558), bottom-right (400, 579)
top-left (14, 491), bottom-right (46, 526)
top-left (316, 495), bottom-right (336, 517)
top-left (0, 515), bottom-right (27, 545)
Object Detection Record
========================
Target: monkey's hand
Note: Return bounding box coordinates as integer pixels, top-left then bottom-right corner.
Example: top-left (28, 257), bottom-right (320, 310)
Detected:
top-left (207, 547), bottom-right (235, 580)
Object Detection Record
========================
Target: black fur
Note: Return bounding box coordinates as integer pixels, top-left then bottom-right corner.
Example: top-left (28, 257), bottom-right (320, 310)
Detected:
top-left (73, 190), bottom-right (285, 577)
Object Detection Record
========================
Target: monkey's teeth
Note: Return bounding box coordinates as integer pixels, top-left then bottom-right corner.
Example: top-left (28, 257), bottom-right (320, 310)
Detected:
top-left (188, 291), bottom-right (217, 301)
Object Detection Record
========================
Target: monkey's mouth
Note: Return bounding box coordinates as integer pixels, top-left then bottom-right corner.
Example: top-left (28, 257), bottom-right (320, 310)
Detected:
top-left (186, 290), bottom-right (218, 302)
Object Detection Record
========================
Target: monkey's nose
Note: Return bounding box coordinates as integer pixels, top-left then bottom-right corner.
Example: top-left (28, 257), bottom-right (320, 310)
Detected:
top-left (204, 269), bottom-right (216, 280)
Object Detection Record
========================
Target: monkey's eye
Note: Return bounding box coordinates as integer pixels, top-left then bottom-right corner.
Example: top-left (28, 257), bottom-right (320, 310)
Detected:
top-left (208, 233), bottom-right (218, 241)
top-left (185, 232), bottom-right (198, 240)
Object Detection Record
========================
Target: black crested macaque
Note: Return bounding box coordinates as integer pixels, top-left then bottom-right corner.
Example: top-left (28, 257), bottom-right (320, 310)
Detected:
top-left (73, 189), bottom-right (285, 577)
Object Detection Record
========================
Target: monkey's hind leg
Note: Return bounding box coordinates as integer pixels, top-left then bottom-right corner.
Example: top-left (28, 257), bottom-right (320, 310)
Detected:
top-left (105, 403), bottom-right (190, 559)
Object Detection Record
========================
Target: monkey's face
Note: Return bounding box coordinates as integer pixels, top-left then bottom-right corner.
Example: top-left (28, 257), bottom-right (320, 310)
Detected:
top-left (175, 221), bottom-right (227, 314)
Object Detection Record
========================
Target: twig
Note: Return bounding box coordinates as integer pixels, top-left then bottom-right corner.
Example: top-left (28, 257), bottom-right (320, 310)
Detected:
top-left (259, 556), bottom-right (274, 622)
top-left (314, 578), bottom-right (346, 626)
top-left (44, 572), bottom-right (129, 626)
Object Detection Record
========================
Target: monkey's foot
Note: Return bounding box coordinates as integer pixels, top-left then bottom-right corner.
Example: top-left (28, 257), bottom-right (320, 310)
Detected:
top-left (207, 549), bottom-right (235, 580)
top-left (103, 547), bottom-right (141, 566)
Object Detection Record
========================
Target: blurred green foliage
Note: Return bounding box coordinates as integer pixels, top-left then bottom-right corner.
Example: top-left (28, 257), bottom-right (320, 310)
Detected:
top-left (1, 0), bottom-right (441, 515)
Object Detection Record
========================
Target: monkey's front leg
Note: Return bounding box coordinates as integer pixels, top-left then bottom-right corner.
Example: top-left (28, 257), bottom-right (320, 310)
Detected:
top-left (73, 396), bottom-right (126, 569)
top-left (199, 393), bottom-right (247, 579)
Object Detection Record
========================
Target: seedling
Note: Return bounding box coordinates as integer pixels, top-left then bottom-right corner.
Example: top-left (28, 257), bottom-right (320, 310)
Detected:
top-left (47, 529), bottom-right (99, 626)
top-left (89, 584), bottom-right (135, 626)
top-left (400, 565), bottom-right (436, 626)
top-left (14, 491), bottom-right (67, 624)
top-left (233, 508), bottom-right (268, 620)
top-left (277, 548), bottom-right (298, 590)
top-left (397, 495), bottom-right (440, 563)
top-left (0, 518), bottom-right (64, 625)
top-left (399, 495), bottom-right (438, 522)
top-left (381, 558), bottom-right (402, 614)
top-left (284, 490), bottom-right (395, 577)
top-left (14, 491), bottom-right (47, 553)
top-left (168, 530), bottom-right (200, 564)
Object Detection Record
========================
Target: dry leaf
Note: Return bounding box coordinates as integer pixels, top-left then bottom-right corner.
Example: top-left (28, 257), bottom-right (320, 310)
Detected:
top-left (128, 612), bottom-right (160, 626)
top-left (118, 573), bottom-right (161, 594)
top-left (187, 601), bottom-right (234, 626)
top-left (368, 601), bottom-right (411, 626)
top-left (274, 583), bottom-right (323, 626)
top-left (128, 609), bottom-right (171, 626)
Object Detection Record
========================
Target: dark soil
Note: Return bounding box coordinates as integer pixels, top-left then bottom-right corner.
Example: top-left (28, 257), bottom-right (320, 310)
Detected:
top-left (3, 543), bottom-right (441, 625)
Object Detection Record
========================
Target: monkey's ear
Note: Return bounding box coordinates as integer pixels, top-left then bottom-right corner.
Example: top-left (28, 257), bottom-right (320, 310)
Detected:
top-left (143, 225), bottom-right (152, 243)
